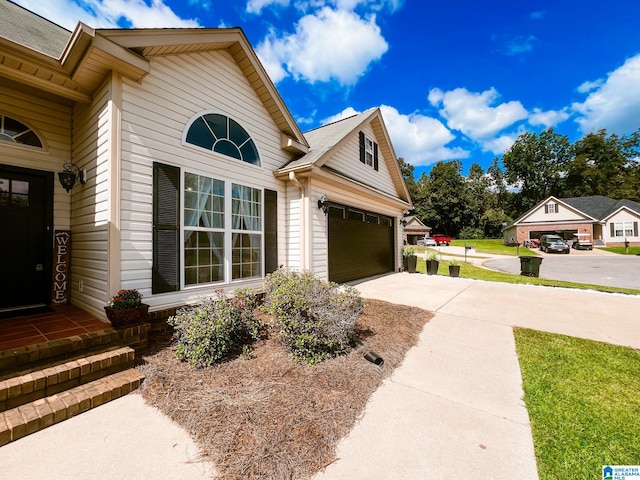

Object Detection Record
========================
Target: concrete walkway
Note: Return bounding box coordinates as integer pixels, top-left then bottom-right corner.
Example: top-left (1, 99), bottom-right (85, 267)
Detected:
top-left (1, 274), bottom-right (638, 479)
top-left (314, 274), bottom-right (640, 480)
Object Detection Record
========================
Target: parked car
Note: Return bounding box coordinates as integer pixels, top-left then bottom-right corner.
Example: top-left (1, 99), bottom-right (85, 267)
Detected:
top-left (539, 235), bottom-right (570, 254)
top-left (571, 233), bottom-right (593, 250)
top-left (431, 234), bottom-right (451, 246)
top-left (417, 237), bottom-right (437, 246)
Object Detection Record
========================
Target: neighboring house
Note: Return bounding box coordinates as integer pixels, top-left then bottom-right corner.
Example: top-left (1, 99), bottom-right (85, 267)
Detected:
top-left (402, 216), bottom-right (431, 245)
top-left (0, 1), bottom-right (411, 318)
top-left (503, 195), bottom-right (640, 247)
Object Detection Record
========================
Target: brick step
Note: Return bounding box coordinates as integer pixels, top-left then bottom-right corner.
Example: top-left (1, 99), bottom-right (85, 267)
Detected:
top-left (0, 368), bottom-right (145, 447)
top-left (0, 323), bottom-right (150, 378)
top-left (0, 346), bottom-right (136, 412)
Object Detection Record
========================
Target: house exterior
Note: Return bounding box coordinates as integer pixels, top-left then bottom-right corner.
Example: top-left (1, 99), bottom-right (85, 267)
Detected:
top-left (0, 1), bottom-right (411, 318)
top-left (503, 195), bottom-right (640, 247)
top-left (402, 216), bottom-right (431, 245)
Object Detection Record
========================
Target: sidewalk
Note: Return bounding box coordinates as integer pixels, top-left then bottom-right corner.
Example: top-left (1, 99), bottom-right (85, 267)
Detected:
top-left (1, 274), bottom-right (638, 479)
top-left (313, 274), bottom-right (640, 479)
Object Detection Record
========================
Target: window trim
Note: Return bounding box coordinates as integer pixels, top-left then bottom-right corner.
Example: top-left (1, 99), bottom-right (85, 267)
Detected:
top-left (358, 131), bottom-right (379, 171)
top-left (612, 221), bottom-right (634, 238)
top-left (180, 168), bottom-right (265, 289)
top-left (0, 114), bottom-right (46, 151)
top-left (182, 111), bottom-right (262, 168)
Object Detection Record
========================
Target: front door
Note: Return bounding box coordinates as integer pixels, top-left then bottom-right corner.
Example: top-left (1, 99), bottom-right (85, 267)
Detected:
top-left (0, 165), bottom-right (53, 311)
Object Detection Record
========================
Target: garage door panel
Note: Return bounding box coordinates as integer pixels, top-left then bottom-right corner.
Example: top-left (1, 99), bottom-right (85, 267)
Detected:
top-left (328, 205), bottom-right (394, 283)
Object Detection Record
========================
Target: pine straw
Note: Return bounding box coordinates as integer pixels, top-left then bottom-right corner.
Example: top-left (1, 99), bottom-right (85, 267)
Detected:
top-left (137, 299), bottom-right (432, 480)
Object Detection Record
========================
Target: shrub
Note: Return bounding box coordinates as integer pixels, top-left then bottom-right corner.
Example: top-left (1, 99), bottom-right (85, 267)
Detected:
top-left (168, 288), bottom-right (261, 368)
top-left (459, 226), bottom-right (485, 239)
top-left (263, 268), bottom-right (363, 365)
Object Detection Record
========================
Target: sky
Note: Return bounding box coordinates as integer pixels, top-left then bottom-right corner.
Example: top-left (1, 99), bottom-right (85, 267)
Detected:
top-left (12, 0), bottom-right (640, 178)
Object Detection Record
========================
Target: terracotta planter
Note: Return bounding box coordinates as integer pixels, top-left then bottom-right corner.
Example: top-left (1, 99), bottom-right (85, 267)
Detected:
top-left (104, 304), bottom-right (149, 328)
top-left (449, 265), bottom-right (461, 277)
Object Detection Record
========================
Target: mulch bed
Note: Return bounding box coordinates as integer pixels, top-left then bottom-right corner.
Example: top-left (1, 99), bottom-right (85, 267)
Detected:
top-left (137, 298), bottom-right (432, 480)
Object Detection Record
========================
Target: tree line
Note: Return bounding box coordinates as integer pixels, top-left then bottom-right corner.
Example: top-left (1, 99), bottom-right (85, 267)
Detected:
top-left (401, 128), bottom-right (640, 238)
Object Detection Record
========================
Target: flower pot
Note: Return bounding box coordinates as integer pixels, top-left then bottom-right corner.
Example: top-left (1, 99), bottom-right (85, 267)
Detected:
top-left (449, 265), bottom-right (461, 277)
top-left (426, 259), bottom-right (439, 275)
top-left (404, 255), bottom-right (417, 273)
top-left (104, 304), bottom-right (149, 328)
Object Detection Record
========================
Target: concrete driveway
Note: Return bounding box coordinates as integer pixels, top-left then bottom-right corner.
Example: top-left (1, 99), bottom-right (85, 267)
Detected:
top-left (485, 252), bottom-right (640, 289)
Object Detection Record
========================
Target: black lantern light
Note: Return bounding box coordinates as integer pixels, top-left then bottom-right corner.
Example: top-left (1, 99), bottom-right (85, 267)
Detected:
top-left (58, 162), bottom-right (86, 193)
top-left (317, 194), bottom-right (329, 214)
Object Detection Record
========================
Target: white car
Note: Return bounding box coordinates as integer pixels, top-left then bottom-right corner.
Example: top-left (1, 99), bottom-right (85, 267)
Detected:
top-left (418, 237), bottom-right (437, 247)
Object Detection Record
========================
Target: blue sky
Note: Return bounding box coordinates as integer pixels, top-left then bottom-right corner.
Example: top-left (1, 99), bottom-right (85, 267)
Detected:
top-left (14, 0), bottom-right (640, 178)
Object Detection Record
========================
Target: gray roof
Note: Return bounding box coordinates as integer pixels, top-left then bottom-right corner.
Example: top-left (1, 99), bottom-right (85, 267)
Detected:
top-left (0, 0), bottom-right (71, 58)
top-left (562, 195), bottom-right (640, 220)
top-left (280, 109), bottom-right (375, 170)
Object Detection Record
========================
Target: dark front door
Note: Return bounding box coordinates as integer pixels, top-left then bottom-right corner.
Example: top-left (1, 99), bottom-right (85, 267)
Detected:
top-left (0, 165), bottom-right (53, 310)
top-left (328, 204), bottom-right (394, 283)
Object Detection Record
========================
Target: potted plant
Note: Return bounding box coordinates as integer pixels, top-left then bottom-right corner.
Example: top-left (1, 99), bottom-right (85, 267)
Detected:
top-left (426, 252), bottom-right (440, 275)
top-left (403, 247), bottom-right (418, 273)
top-left (448, 259), bottom-right (461, 277)
top-left (104, 289), bottom-right (149, 328)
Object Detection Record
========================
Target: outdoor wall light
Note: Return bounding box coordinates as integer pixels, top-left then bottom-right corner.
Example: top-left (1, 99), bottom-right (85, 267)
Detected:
top-left (317, 194), bottom-right (329, 214)
top-left (401, 209), bottom-right (411, 227)
top-left (58, 162), bottom-right (86, 193)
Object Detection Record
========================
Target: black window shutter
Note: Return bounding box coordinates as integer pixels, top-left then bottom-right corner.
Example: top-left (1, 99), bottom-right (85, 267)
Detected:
top-left (634, 221), bottom-right (638, 236)
top-left (153, 162), bottom-right (180, 293)
top-left (610, 222), bottom-right (615, 237)
top-left (544, 205), bottom-right (549, 213)
top-left (264, 189), bottom-right (278, 275)
top-left (555, 203), bottom-right (559, 212)
top-left (373, 142), bottom-right (379, 171)
top-left (359, 131), bottom-right (365, 164)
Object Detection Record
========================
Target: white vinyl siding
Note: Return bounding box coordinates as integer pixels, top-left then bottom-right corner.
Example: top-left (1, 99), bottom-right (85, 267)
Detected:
top-left (0, 83), bottom-right (72, 231)
top-left (119, 50), bottom-right (292, 306)
top-left (322, 123), bottom-right (395, 197)
top-left (71, 79), bottom-right (113, 315)
top-left (525, 201), bottom-right (586, 223)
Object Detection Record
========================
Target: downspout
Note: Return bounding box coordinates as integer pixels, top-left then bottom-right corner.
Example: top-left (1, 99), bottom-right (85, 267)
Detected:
top-left (289, 171), bottom-right (308, 270)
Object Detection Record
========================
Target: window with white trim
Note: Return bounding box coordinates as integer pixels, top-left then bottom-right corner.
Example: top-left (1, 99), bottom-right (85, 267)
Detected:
top-left (0, 115), bottom-right (43, 148)
top-left (613, 221), bottom-right (633, 237)
top-left (185, 113), bottom-right (260, 166)
top-left (545, 203), bottom-right (558, 214)
top-left (364, 137), bottom-right (374, 166)
top-left (182, 173), bottom-right (262, 287)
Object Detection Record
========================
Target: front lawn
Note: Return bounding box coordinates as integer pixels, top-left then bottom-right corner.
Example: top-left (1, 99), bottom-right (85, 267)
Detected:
top-left (600, 246), bottom-right (640, 255)
top-left (450, 238), bottom-right (539, 256)
top-left (515, 329), bottom-right (640, 480)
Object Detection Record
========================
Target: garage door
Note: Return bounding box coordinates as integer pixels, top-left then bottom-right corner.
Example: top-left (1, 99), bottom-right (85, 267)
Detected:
top-left (328, 204), bottom-right (395, 283)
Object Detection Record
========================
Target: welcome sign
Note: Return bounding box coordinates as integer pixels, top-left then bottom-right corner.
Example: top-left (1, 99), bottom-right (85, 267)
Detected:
top-left (52, 230), bottom-right (70, 304)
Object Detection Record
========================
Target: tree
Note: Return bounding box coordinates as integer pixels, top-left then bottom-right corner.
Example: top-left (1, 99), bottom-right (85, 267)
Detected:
top-left (565, 129), bottom-right (640, 199)
top-left (501, 128), bottom-right (571, 212)
top-left (397, 157), bottom-right (419, 202)
top-left (419, 160), bottom-right (470, 236)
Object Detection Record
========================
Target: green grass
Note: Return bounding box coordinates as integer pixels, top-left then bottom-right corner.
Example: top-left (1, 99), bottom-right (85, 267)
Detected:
top-left (515, 329), bottom-right (640, 480)
top-left (414, 258), bottom-right (640, 295)
top-left (600, 246), bottom-right (640, 255)
top-left (450, 238), bottom-right (539, 256)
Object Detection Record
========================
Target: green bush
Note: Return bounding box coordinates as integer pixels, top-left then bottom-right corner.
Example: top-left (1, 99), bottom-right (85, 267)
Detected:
top-left (168, 288), bottom-right (261, 368)
top-left (459, 226), bottom-right (485, 239)
top-left (263, 268), bottom-right (363, 365)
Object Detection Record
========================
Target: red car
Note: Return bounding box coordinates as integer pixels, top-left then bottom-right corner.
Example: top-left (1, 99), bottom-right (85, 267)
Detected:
top-left (431, 234), bottom-right (451, 246)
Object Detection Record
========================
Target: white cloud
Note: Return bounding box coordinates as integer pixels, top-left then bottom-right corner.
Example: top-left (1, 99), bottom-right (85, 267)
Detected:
top-left (479, 132), bottom-right (521, 155)
top-left (321, 107), bottom-right (361, 124)
top-left (246, 0), bottom-right (290, 14)
top-left (13, 0), bottom-right (200, 29)
top-left (293, 0), bottom-right (403, 12)
top-left (572, 54), bottom-right (640, 134)
top-left (256, 7), bottom-right (388, 85)
top-left (576, 79), bottom-right (604, 94)
top-left (429, 87), bottom-right (528, 140)
top-left (492, 34), bottom-right (537, 56)
top-left (528, 108), bottom-right (570, 128)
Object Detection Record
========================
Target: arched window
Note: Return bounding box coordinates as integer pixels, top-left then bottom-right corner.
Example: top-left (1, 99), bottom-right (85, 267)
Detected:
top-left (0, 115), bottom-right (43, 148)
top-left (185, 113), bottom-right (260, 166)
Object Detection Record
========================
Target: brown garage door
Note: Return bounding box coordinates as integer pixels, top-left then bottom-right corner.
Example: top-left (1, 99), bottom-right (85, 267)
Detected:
top-left (328, 204), bottom-right (395, 283)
